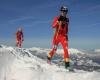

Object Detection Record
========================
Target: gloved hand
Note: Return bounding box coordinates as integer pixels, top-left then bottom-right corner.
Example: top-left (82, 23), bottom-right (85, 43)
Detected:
top-left (58, 16), bottom-right (69, 29)
top-left (58, 16), bottom-right (67, 22)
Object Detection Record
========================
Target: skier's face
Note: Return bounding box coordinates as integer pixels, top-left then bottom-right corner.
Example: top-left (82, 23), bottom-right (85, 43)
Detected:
top-left (60, 11), bottom-right (67, 17)
top-left (18, 27), bottom-right (22, 31)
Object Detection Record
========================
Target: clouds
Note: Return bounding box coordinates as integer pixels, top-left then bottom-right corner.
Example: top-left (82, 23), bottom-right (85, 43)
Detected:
top-left (69, 37), bottom-right (100, 49)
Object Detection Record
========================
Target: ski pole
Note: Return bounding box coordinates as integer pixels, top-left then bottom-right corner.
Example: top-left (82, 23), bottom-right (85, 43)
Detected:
top-left (54, 21), bottom-right (62, 48)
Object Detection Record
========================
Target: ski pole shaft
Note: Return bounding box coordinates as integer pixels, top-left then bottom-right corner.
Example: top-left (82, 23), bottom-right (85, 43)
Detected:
top-left (55, 21), bottom-right (61, 42)
top-left (53, 21), bottom-right (61, 48)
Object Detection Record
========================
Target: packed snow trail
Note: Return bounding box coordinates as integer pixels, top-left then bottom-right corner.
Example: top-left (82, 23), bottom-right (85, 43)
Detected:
top-left (0, 45), bottom-right (100, 80)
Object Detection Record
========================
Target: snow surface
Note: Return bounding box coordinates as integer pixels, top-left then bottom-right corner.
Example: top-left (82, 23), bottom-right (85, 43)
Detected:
top-left (0, 45), bottom-right (100, 80)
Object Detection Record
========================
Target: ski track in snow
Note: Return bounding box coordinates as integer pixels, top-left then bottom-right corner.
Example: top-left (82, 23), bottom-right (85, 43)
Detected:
top-left (0, 45), bottom-right (100, 80)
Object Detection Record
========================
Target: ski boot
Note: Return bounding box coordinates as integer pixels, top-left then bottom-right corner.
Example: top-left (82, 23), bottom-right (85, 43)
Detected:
top-left (65, 62), bottom-right (70, 69)
top-left (47, 56), bottom-right (51, 64)
top-left (65, 62), bottom-right (74, 72)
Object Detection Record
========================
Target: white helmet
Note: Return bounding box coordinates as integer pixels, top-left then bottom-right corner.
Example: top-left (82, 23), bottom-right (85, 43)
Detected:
top-left (60, 6), bottom-right (68, 12)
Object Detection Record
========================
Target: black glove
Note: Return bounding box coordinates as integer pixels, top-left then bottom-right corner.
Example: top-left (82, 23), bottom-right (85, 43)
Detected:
top-left (58, 16), bottom-right (69, 29)
top-left (58, 16), bottom-right (67, 22)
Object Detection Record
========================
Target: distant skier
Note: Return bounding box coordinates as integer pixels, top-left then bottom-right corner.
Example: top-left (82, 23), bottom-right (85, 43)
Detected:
top-left (47, 6), bottom-right (70, 69)
top-left (16, 27), bottom-right (24, 48)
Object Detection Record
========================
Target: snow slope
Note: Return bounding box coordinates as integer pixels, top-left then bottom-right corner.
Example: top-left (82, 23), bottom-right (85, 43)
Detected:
top-left (0, 45), bottom-right (100, 80)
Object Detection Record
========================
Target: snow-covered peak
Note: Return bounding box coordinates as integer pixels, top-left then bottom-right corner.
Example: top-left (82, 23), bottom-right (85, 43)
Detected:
top-left (94, 49), bottom-right (100, 53)
top-left (29, 47), bottom-right (85, 55)
top-left (0, 45), bottom-right (7, 48)
top-left (69, 48), bottom-right (85, 54)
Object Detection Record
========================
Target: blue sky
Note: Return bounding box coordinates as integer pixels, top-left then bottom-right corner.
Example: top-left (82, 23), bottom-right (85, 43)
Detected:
top-left (0, 0), bottom-right (100, 49)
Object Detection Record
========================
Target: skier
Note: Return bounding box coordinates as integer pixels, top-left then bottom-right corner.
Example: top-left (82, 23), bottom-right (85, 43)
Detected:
top-left (16, 27), bottom-right (24, 48)
top-left (47, 6), bottom-right (70, 69)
